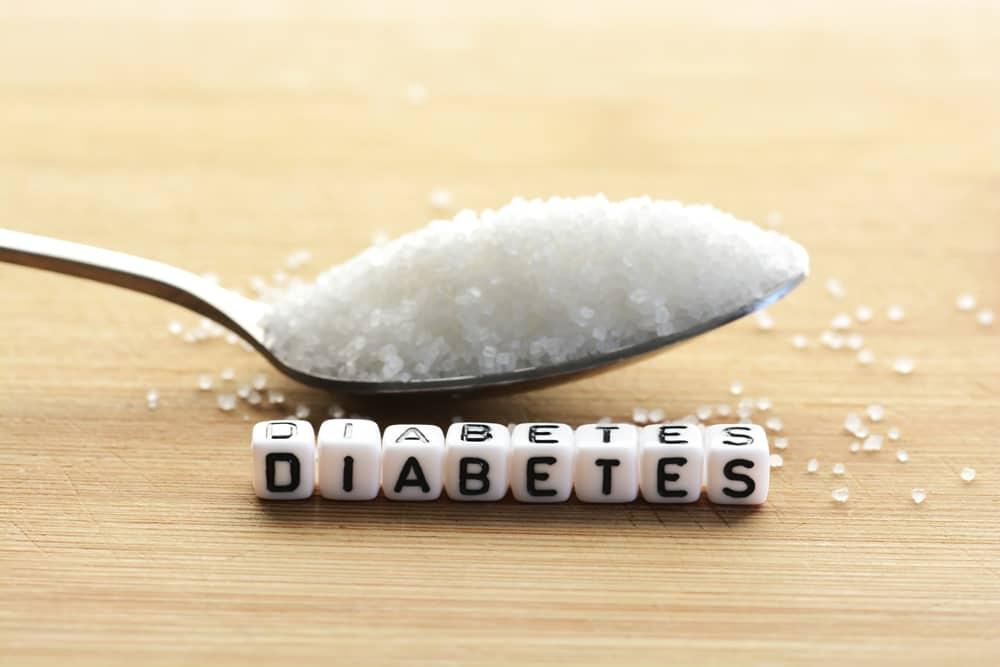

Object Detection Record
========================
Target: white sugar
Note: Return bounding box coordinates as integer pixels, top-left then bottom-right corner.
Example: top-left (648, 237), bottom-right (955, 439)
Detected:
top-left (866, 404), bottom-right (885, 422)
top-left (855, 305), bottom-right (873, 323)
top-left (825, 278), bottom-right (845, 300)
top-left (429, 188), bottom-right (454, 211)
top-left (791, 334), bottom-right (809, 349)
top-left (831, 313), bottom-right (852, 330)
top-left (863, 435), bottom-right (884, 451)
top-left (773, 436), bottom-right (788, 450)
top-left (887, 427), bottom-right (901, 441)
top-left (756, 397), bottom-right (772, 411)
top-left (857, 349), bottom-right (875, 365)
top-left (729, 380), bottom-right (743, 396)
top-left (955, 293), bottom-right (976, 311)
top-left (261, 196), bottom-right (809, 382)
top-left (294, 404), bottom-right (311, 419)
top-left (632, 406), bottom-right (649, 424)
top-left (887, 305), bottom-right (905, 322)
top-left (911, 488), bottom-right (927, 504)
top-left (896, 449), bottom-right (909, 463)
top-left (197, 374), bottom-right (213, 391)
top-left (167, 320), bottom-right (184, 336)
top-left (892, 357), bottom-right (915, 375)
top-left (831, 487), bottom-right (849, 503)
top-left (648, 408), bottom-right (666, 423)
top-left (714, 404), bottom-right (732, 418)
top-left (806, 458), bottom-right (819, 473)
top-left (754, 310), bottom-right (775, 331)
top-left (216, 393), bottom-right (236, 412)
top-left (765, 416), bottom-right (783, 432)
top-left (769, 453), bottom-right (784, 468)
top-left (977, 308), bottom-right (995, 326)
top-left (960, 467), bottom-right (976, 482)
top-left (832, 463), bottom-right (846, 476)
top-left (145, 389), bottom-right (159, 410)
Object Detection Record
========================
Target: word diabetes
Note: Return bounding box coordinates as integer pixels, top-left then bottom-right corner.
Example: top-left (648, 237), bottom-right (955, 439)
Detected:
top-left (251, 420), bottom-right (770, 505)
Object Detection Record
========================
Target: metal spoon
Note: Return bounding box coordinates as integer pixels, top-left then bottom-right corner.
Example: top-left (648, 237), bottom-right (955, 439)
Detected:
top-left (0, 228), bottom-right (806, 395)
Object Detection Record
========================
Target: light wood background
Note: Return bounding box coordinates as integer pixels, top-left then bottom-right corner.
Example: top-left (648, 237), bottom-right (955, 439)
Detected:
top-left (1, 2), bottom-right (998, 665)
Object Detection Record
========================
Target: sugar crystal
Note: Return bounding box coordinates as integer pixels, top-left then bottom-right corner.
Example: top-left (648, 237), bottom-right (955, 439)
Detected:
top-left (955, 293), bottom-right (976, 311)
top-left (857, 349), bottom-right (875, 365)
top-left (216, 394), bottom-right (236, 412)
top-left (892, 357), bottom-right (915, 375)
top-left (831, 487), bottom-right (849, 503)
top-left (866, 404), bottom-right (885, 422)
top-left (769, 453), bottom-right (784, 468)
top-left (294, 404), bottom-right (311, 419)
top-left (887, 305), bottom-right (905, 322)
top-left (896, 449), bottom-right (909, 463)
top-left (765, 416), bottom-right (783, 432)
top-left (960, 467), bottom-right (976, 482)
top-left (791, 334), bottom-right (809, 350)
top-left (832, 463), bottom-right (846, 476)
top-left (754, 311), bottom-right (775, 331)
top-left (806, 458), bottom-right (819, 473)
top-left (197, 374), bottom-right (213, 391)
top-left (729, 380), bottom-right (743, 396)
top-left (773, 437), bottom-right (788, 450)
top-left (977, 308), bottom-right (995, 326)
top-left (855, 305), bottom-right (873, 323)
top-left (911, 488), bottom-right (927, 504)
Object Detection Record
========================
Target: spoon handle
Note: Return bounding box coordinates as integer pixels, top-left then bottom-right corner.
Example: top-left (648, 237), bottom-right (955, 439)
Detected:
top-left (0, 228), bottom-right (267, 341)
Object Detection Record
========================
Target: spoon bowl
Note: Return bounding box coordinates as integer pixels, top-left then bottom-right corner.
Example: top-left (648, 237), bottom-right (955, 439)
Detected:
top-left (1, 228), bottom-right (806, 395)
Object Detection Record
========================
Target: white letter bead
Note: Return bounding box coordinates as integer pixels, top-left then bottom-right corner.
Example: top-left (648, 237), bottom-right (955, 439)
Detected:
top-left (705, 423), bottom-right (770, 505)
top-left (381, 424), bottom-right (445, 501)
top-left (444, 423), bottom-right (511, 502)
top-left (251, 420), bottom-right (316, 500)
top-left (317, 419), bottom-right (382, 500)
top-left (509, 423), bottom-right (575, 502)
top-left (573, 424), bottom-right (639, 503)
top-left (639, 424), bottom-right (705, 503)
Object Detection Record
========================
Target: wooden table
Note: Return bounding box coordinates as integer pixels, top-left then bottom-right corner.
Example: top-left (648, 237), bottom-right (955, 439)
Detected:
top-left (2, 3), bottom-right (998, 664)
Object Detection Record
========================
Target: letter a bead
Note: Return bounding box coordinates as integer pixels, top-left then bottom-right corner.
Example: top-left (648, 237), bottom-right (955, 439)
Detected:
top-left (705, 423), bottom-right (770, 505)
top-left (251, 420), bottom-right (316, 500)
top-left (382, 424), bottom-right (445, 501)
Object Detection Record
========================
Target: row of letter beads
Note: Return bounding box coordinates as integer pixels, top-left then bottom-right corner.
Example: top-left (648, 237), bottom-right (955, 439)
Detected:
top-left (252, 420), bottom-right (770, 505)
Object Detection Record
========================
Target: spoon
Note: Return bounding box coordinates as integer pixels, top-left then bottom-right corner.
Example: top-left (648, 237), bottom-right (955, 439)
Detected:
top-left (0, 228), bottom-right (806, 395)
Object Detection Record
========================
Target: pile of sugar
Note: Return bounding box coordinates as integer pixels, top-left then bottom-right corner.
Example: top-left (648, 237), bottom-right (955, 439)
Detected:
top-left (261, 195), bottom-right (809, 382)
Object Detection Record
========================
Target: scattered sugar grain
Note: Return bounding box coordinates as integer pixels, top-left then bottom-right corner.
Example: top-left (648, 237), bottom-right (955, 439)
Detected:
top-left (145, 389), bottom-right (159, 410)
top-left (168, 320), bottom-right (183, 335)
top-left (831, 313), bottom-right (852, 330)
top-left (955, 293), bottom-right (976, 311)
top-left (863, 435), bottom-right (884, 451)
top-left (765, 416), bottom-right (783, 432)
top-left (896, 449), bottom-right (909, 463)
top-left (887, 305), bottom-right (905, 322)
top-left (754, 311), bottom-right (775, 331)
top-left (648, 408), bottom-right (665, 423)
top-left (328, 404), bottom-right (345, 418)
top-left (892, 357), bottom-right (915, 375)
top-left (251, 373), bottom-right (268, 391)
top-left (832, 487), bottom-right (849, 503)
top-left (220, 368), bottom-right (235, 381)
top-left (832, 463), bottom-right (846, 476)
top-left (197, 374), bottom-right (213, 391)
top-left (806, 458), bottom-right (819, 473)
top-left (429, 188), bottom-right (454, 210)
top-left (729, 380), bottom-right (743, 396)
top-left (849, 441), bottom-right (861, 453)
top-left (843, 412), bottom-right (863, 435)
top-left (825, 278), bottom-right (845, 300)
top-left (285, 249), bottom-right (312, 270)
top-left (260, 196), bottom-right (809, 382)
top-left (887, 427), bottom-right (901, 441)
top-left (765, 210), bottom-right (783, 228)
top-left (756, 397), bottom-right (772, 411)
top-left (247, 391), bottom-right (263, 406)
top-left (217, 394), bottom-right (236, 412)
top-left (866, 404), bottom-right (885, 422)
top-left (855, 305), bottom-right (873, 323)
top-left (696, 405), bottom-right (713, 420)
top-left (632, 406), bottom-right (649, 424)
top-left (294, 404), bottom-right (311, 419)
top-left (791, 334), bottom-right (809, 349)
top-left (911, 488), bottom-right (927, 504)
top-left (773, 437), bottom-right (788, 450)
top-left (857, 349), bottom-right (875, 365)
top-left (737, 398), bottom-right (754, 419)
top-left (267, 390), bottom-right (285, 406)
top-left (715, 404), bottom-right (732, 418)
top-left (977, 308), bottom-right (995, 326)
top-left (597, 416), bottom-right (612, 424)
top-left (769, 453), bottom-right (784, 468)
top-left (236, 385), bottom-right (251, 399)
top-left (846, 333), bottom-right (864, 351)
top-left (820, 330), bottom-right (844, 350)
top-left (960, 467), bottom-right (976, 482)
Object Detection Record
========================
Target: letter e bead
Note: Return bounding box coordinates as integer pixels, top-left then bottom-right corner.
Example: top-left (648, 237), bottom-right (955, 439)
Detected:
top-left (509, 423), bottom-right (574, 502)
top-left (705, 423), bottom-right (770, 505)
top-left (639, 424), bottom-right (704, 503)
top-left (251, 420), bottom-right (316, 500)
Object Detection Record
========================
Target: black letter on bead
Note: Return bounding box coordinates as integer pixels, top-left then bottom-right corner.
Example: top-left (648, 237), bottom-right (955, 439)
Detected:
top-left (594, 458), bottom-right (621, 495)
top-left (722, 458), bottom-right (756, 498)
top-left (394, 456), bottom-right (431, 493)
top-left (595, 426), bottom-right (619, 443)
top-left (657, 426), bottom-right (688, 444)
top-left (342, 455), bottom-right (354, 492)
top-left (526, 456), bottom-right (558, 496)
top-left (528, 425), bottom-right (559, 444)
top-left (722, 426), bottom-right (755, 446)
top-left (265, 452), bottom-right (300, 493)
top-left (656, 457), bottom-right (688, 498)
top-left (461, 423), bottom-right (493, 442)
top-left (459, 457), bottom-right (491, 495)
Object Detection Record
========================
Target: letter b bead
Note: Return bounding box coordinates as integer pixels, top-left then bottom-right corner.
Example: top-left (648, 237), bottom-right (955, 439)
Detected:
top-left (445, 423), bottom-right (511, 501)
top-left (251, 420), bottom-right (316, 500)
top-left (705, 423), bottom-right (770, 505)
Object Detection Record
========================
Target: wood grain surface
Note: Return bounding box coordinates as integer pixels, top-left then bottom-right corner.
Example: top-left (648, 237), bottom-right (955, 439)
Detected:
top-left (1, 2), bottom-right (998, 665)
